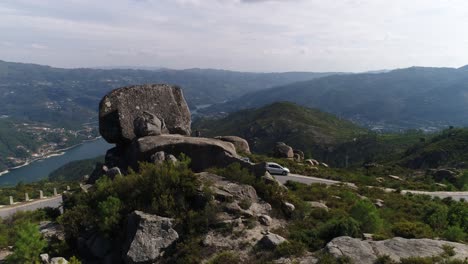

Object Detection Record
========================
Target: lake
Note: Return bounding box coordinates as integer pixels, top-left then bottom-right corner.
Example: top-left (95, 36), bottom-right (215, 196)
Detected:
top-left (0, 138), bottom-right (112, 186)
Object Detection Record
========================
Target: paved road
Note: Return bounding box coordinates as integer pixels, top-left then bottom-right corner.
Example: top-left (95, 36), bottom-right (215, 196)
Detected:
top-left (275, 174), bottom-right (468, 201)
top-left (0, 195), bottom-right (63, 218)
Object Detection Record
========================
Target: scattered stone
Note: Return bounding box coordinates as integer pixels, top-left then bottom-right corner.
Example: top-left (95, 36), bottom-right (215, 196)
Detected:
top-left (50, 257), bottom-right (68, 264)
top-left (388, 175), bottom-right (403, 181)
top-left (283, 202), bottom-right (295, 214)
top-left (99, 84), bottom-right (191, 144)
top-left (259, 233), bottom-right (287, 249)
top-left (258, 214), bottom-right (272, 226)
top-left (376, 177), bottom-right (385, 183)
top-left (150, 151), bottom-right (166, 164)
top-left (166, 154), bottom-right (178, 164)
top-left (274, 142), bottom-right (294, 159)
top-left (374, 199), bottom-right (384, 208)
top-left (40, 253), bottom-right (49, 264)
top-left (326, 236), bottom-right (468, 264)
top-left (307, 201), bottom-right (329, 211)
top-left (124, 211), bottom-right (179, 264)
top-left (320, 162), bottom-right (329, 168)
top-left (215, 136), bottom-right (251, 154)
top-left (293, 149), bottom-right (305, 161)
top-left (39, 221), bottom-right (65, 241)
top-left (310, 159), bottom-right (320, 166)
top-left (363, 233), bottom-right (373, 240)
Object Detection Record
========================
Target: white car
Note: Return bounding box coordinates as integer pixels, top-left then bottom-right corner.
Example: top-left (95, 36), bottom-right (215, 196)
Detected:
top-left (266, 162), bottom-right (290, 175)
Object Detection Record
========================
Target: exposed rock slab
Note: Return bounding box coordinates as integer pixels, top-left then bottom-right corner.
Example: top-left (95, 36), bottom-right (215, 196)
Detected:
top-left (124, 211), bottom-right (179, 264)
top-left (326, 236), bottom-right (468, 264)
top-left (99, 84), bottom-right (191, 144)
top-left (215, 136), bottom-right (251, 154)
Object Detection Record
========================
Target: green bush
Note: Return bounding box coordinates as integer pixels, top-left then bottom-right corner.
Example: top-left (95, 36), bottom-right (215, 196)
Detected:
top-left (374, 255), bottom-right (397, 264)
top-left (391, 221), bottom-right (432, 239)
top-left (443, 226), bottom-right (466, 242)
top-left (319, 216), bottom-right (361, 242)
top-left (208, 251), bottom-right (242, 264)
top-left (6, 222), bottom-right (47, 264)
top-left (275, 240), bottom-right (306, 257)
top-left (97, 196), bottom-right (122, 234)
top-left (350, 199), bottom-right (383, 233)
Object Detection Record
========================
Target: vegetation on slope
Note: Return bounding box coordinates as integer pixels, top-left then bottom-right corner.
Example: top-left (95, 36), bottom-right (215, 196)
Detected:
top-left (194, 102), bottom-right (365, 159)
top-left (401, 128), bottom-right (468, 169)
top-left (48, 156), bottom-right (104, 182)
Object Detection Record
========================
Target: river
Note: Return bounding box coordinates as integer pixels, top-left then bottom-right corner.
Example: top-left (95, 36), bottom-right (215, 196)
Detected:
top-left (0, 138), bottom-right (112, 186)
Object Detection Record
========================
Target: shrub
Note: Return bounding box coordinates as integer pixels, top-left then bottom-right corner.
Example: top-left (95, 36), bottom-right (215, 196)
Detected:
top-left (275, 240), bottom-right (306, 257)
top-left (319, 216), bottom-right (361, 242)
top-left (97, 196), bottom-right (122, 234)
top-left (443, 226), bottom-right (466, 242)
top-left (423, 204), bottom-right (448, 230)
top-left (208, 251), bottom-right (241, 264)
top-left (374, 255), bottom-right (397, 264)
top-left (391, 221), bottom-right (432, 239)
top-left (350, 199), bottom-right (383, 233)
top-left (6, 222), bottom-right (47, 264)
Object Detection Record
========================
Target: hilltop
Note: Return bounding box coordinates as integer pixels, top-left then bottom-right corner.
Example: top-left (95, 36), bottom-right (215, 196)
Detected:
top-left (193, 102), bottom-right (365, 158)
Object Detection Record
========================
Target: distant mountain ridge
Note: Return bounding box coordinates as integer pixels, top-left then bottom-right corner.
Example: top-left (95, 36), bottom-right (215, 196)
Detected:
top-left (0, 59), bottom-right (337, 127)
top-left (203, 66), bottom-right (468, 131)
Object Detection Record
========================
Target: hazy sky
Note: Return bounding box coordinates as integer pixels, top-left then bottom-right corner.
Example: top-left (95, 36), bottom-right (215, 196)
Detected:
top-left (1, 0), bottom-right (467, 72)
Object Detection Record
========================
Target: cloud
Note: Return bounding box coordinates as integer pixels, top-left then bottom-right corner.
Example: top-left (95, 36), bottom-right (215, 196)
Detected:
top-left (0, 0), bottom-right (468, 72)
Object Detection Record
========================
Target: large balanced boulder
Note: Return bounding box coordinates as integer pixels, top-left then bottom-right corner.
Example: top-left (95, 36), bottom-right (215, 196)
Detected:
top-left (326, 236), bottom-right (468, 264)
top-left (99, 84), bottom-right (191, 144)
top-left (215, 136), bottom-right (251, 154)
top-left (124, 211), bottom-right (179, 264)
top-left (274, 142), bottom-right (294, 158)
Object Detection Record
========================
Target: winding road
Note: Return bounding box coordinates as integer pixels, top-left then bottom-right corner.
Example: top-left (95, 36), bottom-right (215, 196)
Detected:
top-left (275, 173), bottom-right (468, 201)
top-left (0, 195), bottom-right (63, 219)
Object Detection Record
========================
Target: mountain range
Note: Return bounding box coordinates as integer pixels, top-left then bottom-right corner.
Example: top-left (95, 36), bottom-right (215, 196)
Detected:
top-left (203, 66), bottom-right (468, 131)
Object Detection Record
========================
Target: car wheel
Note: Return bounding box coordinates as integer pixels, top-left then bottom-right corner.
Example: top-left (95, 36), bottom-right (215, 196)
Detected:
top-left (282, 171), bottom-right (288, 176)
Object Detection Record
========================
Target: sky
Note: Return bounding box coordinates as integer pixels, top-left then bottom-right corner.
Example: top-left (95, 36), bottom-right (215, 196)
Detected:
top-left (1, 0), bottom-right (467, 72)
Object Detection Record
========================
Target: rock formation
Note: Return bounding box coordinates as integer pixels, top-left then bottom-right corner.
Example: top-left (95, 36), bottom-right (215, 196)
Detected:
top-left (99, 84), bottom-right (191, 145)
top-left (215, 136), bottom-right (251, 154)
top-left (274, 142), bottom-right (294, 158)
top-left (326, 236), bottom-right (468, 264)
top-left (94, 84), bottom-right (266, 180)
top-left (124, 211), bottom-right (179, 264)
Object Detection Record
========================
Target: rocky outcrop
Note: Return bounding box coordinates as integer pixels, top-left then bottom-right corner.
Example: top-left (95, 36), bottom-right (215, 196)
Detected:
top-left (99, 84), bottom-right (191, 144)
top-left (433, 169), bottom-right (458, 183)
top-left (259, 233), bottom-right (287, 249)
top-left (293, 149), bottom-right (304, 162)
top-left (326, 236), bottom-right (468, 264)
top-left (274, 142), bottom-right (294, 158)
top-left (124, 211), bottom-right (179, 264)
top-left (109, 135), bottom-right (235, 172)
top-left (215, 136), bottom-right (251, 154)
